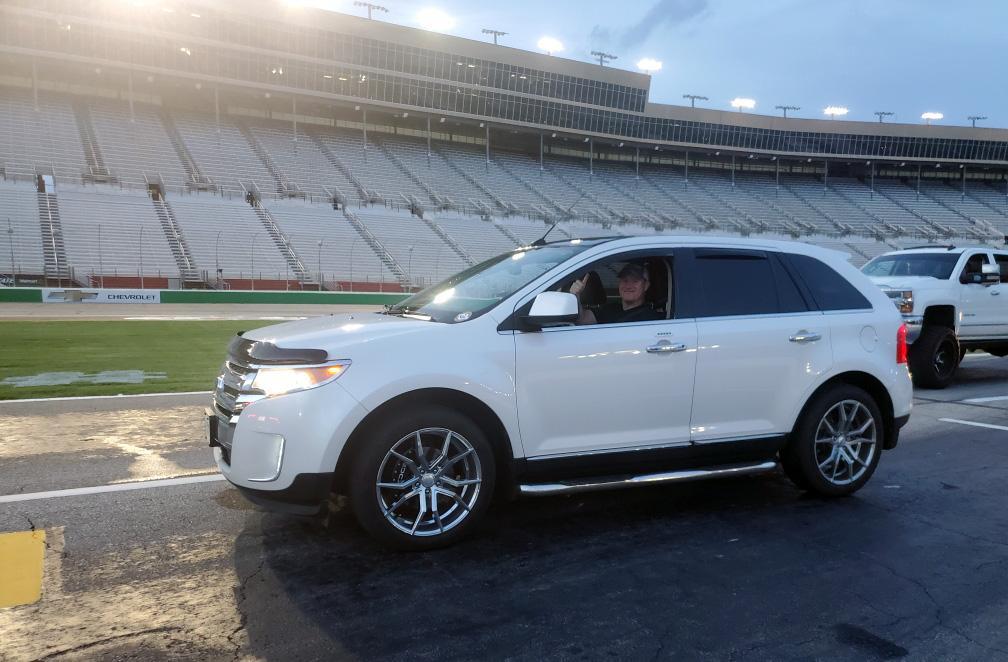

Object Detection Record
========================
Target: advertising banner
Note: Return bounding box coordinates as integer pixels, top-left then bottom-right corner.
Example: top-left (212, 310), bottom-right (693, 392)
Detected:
top-left (41, 288), bottom-right (161, 304)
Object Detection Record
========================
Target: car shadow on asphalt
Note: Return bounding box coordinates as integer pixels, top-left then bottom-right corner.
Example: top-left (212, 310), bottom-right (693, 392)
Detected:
top-left (226, 475), bottom-right (960, 661)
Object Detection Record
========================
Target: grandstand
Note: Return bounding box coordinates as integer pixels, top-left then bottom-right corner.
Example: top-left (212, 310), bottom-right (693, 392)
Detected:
top-left (1, 0), bottom-right (1007, 291)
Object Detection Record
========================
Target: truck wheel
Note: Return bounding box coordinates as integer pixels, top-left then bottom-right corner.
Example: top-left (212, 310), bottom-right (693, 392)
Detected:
top-left (349, 405), bottom-right (496, 550)
top-left (909, 326), bottom-right (959, 389)
top-left (783, 384), bottom-right (883, 497)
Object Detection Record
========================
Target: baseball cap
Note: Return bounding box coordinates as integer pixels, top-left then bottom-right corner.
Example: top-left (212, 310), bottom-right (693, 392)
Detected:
top-left (617, 262), bottom-right (648, 280)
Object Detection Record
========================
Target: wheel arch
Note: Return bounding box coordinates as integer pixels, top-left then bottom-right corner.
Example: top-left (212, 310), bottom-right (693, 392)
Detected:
top-left (791, 371), bottom-right (897, 451)
top-left (333, 387), bottom-right (516, 496)
top-left (922, 304), bottom-right (957, 332)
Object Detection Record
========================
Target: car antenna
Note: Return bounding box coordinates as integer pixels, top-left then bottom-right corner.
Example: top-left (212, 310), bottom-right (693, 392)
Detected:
top-left (532, 193), bottom-right (586, 246)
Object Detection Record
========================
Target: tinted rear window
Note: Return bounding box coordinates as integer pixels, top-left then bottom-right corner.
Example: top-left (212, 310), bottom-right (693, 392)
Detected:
top-left (788, 254), bottom-right (872, 311)
top-left (692, 250), bottom-right (807, 317)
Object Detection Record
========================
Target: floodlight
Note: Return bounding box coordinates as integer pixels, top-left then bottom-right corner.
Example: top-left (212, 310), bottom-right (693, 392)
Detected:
top-left (537, 37), bottom-right (564, 55)
top-left (823, 106), bottom-right (849, 118)
top-left (636, 58), bottom-right (662, 73)
top-left (921, 111), bottom-right (943, 124)
top-left (730, 97), bottom-right (756, 111)
top-left (417, 7), bottom-right (455, 32)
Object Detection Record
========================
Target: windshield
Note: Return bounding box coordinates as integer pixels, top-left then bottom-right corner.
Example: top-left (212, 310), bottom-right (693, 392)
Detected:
top-left (386, 242), bottom-right (592, 323)
top-left (861, 252), bottom-right (962, 280)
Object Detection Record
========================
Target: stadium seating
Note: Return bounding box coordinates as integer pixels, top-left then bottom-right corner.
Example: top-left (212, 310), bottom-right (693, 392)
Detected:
top-left (0, 180), bottom-right (45, 276)
top-left (1, 89), bottom-right (1005, 288)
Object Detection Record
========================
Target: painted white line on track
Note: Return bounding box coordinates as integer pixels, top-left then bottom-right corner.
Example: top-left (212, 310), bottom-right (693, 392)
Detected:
top-left (939, 418), bottom-right (1008, 432)
top-left (0, 391), bottom-right (210, 404)
top-left (0, 474), bottom-right (227, 504)
top-left (962, 395), bottom-right (1008, 404)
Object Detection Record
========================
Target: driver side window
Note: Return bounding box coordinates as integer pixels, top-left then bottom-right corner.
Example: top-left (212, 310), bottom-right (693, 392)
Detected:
top-left (552, 251), bottom-right (675, 326)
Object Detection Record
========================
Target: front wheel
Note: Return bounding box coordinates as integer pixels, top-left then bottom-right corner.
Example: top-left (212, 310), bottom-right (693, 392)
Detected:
top-left (782, 384), bottom-right (883, 497)
top-left (909, 326), bottom-right (959, 389)
top-left (349, 405), bottom-right (496, 550)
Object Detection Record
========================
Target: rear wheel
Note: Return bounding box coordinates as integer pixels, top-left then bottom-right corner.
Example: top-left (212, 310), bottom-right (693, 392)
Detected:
top-left (349, 405), bottom-right (496, 550)
top-left (909, 326), bottom-right (959, 389)
top-left (783, 384), bottom-right (883, 497)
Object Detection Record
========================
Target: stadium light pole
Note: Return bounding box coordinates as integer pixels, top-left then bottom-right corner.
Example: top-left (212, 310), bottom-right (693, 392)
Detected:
top-left (968, 115), bottom-right (987, 128)
top-left (921, 111), bottom-right (943, 125)
top-left (138, 225), bottom-right (144, 290)
top-left (215, 230), bottom-right (223, 286)
top-left (591, 51), bottom-right (617, 67)
top-left (775, 105), bottom-right (800, 118)
top-left (730, 97), bottom-right (756, 113)
top-left (481, 28), bottom-right (507, 45)
top-left (823, 106), bottom-right (849, 120)
top-left (682, 94), bottom-right (707, 108)
top-left (354, 2), bottom-right (387, 19)
top-left (537, 37), bottom-right (563, 56)
top-left (874, 111), bottom-right (894, 123)
top-left (7, 218), bottom-right (15, 286)
top-left (637, 59), bottom-right (663, 75)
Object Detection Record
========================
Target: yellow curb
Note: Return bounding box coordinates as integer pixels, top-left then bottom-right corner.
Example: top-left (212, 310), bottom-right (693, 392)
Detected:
top-left (0, 530), bottom-right (46, 608)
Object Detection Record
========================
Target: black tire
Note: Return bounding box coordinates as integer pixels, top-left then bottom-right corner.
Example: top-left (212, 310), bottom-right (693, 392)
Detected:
top-left (783, 384), bottom-right (884, 497)
top-left (349, 404), bottom-right (496, 551)
top-left (909, 326), bottom-right (959, 389)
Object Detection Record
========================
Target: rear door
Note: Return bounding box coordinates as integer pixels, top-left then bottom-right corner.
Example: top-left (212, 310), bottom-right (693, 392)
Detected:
top-left (960, 252), bottom-right (998, 339)
top-left (681, 248), bottom-right (834, 443)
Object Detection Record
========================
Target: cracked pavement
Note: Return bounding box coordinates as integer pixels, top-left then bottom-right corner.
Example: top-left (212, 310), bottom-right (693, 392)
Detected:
top-left (1, 355), bottom-right (1007, 660)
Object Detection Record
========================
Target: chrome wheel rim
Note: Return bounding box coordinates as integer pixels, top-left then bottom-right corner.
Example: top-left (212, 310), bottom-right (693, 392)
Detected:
top-left (814, 400), bottom-right (877, 486)
top-left (376, 427), bottom-right (482, 537)
top-left (934, 338), bottom-right (956, 377)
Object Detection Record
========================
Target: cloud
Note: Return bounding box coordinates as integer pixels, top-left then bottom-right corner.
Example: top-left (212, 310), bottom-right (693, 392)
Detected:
top-left (591, 0), bottom-right (708, 49)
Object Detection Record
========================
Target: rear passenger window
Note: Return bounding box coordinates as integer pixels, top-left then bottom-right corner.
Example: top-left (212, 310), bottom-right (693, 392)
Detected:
top-left (786, 254), bottom-right (872, 311)
top-left (995, 254), bottom-right (1008, 283)
top-left (691, 250), bottom-right (807, 317)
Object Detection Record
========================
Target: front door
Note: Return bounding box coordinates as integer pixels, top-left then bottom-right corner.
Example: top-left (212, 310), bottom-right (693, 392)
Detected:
top-left (513, 250), bottom-right (697, 458)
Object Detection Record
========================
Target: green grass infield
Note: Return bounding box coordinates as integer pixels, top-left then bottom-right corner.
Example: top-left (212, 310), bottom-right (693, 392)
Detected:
top-left (0, 320), bottom-right (277, 400)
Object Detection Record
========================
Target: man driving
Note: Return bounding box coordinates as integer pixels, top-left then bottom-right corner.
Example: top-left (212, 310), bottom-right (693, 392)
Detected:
top-left (570, 262), bottom-right (662, 325)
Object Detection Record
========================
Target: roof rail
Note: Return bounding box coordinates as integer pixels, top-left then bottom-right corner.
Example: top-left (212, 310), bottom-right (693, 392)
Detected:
top-left (904, 244), bottom-right (958, 250)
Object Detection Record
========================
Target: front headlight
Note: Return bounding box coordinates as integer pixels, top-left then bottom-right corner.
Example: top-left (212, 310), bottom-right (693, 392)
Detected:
top-left (895, 290), bottom-right (913, 314)
top-left (249, 362), bottom-right (350, 397)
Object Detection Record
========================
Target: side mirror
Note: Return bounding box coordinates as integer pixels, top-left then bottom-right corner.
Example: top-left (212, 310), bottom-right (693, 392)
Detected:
top-left (522, 291), bottom-right (579, 329)
top-left (982, 263), bottom-right (1001, 284)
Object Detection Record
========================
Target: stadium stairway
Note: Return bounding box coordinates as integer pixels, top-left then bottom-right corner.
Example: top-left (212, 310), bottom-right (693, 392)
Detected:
top-left (71, 103), bottom-right (115, 184)
top-left (251, 201), bottom-right (313, 284)
top-left (159, 111), bottom-right (215, 191)
top-left (236, 121), bottom-right (303, 198)
top-left (36, 190), bottom-right (73, 283)
top-left (341, 208), bottom-right (410, 288)
top-left (151, 198), bottom-right (202, 284)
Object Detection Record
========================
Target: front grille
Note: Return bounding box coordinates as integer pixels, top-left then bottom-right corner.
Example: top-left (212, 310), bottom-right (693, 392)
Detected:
top-left (213, 356), bottom-right (257, 422)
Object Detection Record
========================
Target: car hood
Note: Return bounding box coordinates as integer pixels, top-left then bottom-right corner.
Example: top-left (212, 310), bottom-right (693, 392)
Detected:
top-left (868, 276), bottom-right (948, 291)
top-left (242, 312), bottom-right (436, 356)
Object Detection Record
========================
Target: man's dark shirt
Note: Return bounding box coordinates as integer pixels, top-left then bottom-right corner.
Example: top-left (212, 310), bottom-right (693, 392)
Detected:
top-left (593, 301), bottom-right (662, 324)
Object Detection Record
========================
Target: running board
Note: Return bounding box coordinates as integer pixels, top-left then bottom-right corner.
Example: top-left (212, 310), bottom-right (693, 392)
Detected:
top-left (518, 461), bottom-right (779, 497)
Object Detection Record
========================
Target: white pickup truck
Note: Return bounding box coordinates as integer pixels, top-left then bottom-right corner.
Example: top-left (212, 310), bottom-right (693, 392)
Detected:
top-left (863, 245), bottom-right (1008, 388)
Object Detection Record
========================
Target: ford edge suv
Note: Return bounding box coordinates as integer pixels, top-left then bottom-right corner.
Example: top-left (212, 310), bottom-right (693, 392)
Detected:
top-left (209, 236), bottom-right (912, 549)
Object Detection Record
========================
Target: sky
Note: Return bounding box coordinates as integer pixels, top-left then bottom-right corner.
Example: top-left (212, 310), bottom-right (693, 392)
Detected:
top-left (308, 0), bottom-right (1008, 129)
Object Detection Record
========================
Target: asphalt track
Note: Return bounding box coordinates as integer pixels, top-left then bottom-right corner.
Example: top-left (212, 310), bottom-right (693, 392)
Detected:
top-left (2, 351), bottom-right (1008, 660)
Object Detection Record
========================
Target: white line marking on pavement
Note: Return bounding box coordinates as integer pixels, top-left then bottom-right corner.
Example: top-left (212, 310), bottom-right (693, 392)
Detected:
top-left (0, 474), bottom-right (226, 504)
top-left (962, 395), bottom-right (1008, 404)
top-left (0, 391), bottom-right (210, 404)
top-left (939, 418), bottom-right (1008, 432)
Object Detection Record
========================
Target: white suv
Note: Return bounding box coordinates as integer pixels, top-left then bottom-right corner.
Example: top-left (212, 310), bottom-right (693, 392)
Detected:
top-left (209, 236), bottom-right (912, 549)
top-left (863, 246), bottom-right (1008, 388)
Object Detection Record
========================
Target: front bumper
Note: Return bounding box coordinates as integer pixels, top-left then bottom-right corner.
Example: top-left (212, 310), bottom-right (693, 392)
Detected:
top-left (208, 380), bottom-right (369, 512)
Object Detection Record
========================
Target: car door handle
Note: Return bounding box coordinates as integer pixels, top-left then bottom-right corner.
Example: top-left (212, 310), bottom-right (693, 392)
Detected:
top-left (992, 290), bottom-right (1001, 296)
top-left (646, 341), bottom-right (687, 354)
top-left (789, 330), bottom-right (822, 344)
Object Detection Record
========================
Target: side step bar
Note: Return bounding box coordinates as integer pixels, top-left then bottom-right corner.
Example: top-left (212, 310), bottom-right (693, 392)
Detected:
top-left (518, 461), bottom-right (779, 497)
